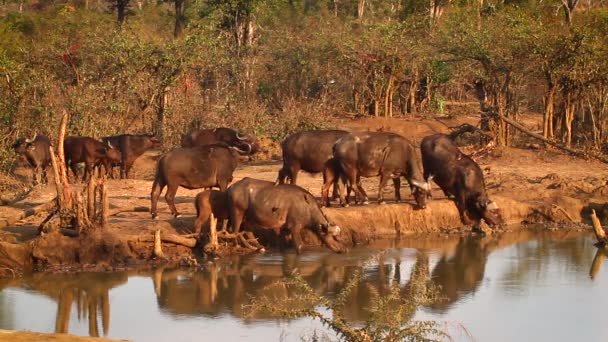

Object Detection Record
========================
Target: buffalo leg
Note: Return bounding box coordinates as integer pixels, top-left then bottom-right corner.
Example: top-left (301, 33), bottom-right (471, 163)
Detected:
top-left (229, 207), bottom-right (245, 234)
top-left (276, 167), bottom-right (289, 184)
top-left (393, 178), bottom-right (402, 202)
top-left (455, 193), bottom-right (474, 226)
top-left (150, 178), bottom-right (166, 219)
top-left (377, 173), bottom-right (391, 204)
top-left (69, 162), bottom-right (79, 183)
top-left (83, 162), bottom-right (94, 183)
top-left (288, 164), bottom-right (300, 185)
top-left (291, 225), bottom-right (304, 254)
top-left (321, 167), bottom-right (337, 207)
top-left (41, 166), bottom-right (48, 184)
top-left (164, 183), bottom-right (180, 217)
top-left (345, 171), bottom-right (368, 205)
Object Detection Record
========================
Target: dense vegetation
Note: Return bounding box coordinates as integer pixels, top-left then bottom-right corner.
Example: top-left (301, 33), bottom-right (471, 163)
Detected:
top-left (1, 0), bottom-right (608, 171)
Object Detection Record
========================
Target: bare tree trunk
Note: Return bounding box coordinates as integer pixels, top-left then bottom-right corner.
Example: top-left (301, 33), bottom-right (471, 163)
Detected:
top-left (357, 0), bottom-right (365, 18)
top-left (173, 0), bottom-right (186, 38)
top-left (544, 85), bottom-right (556, 139)
top-left (384, 75), bottom-right (395, 117)
top-left (563, 94), bottom-right (576, 147)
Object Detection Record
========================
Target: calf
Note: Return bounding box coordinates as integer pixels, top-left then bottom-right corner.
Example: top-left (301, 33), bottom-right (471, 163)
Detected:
top-left (420, 134), bottom-right (502, 231)
top-left (64, 136), bottom-right (121, 182)
top-left (193, 190), bottom-right (229, 235)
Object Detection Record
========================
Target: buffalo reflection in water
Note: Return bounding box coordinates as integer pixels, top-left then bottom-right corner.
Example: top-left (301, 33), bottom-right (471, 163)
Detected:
top-left (153, 252), bottom-right (432, 323)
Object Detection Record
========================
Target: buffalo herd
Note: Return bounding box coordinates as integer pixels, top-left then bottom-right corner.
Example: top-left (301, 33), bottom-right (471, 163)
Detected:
top-left (13, 126), bottom-right (502, 253)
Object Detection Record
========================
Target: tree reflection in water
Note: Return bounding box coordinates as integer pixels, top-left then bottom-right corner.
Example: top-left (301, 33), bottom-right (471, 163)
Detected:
top-left (0, 272), bottom-right (128, 337)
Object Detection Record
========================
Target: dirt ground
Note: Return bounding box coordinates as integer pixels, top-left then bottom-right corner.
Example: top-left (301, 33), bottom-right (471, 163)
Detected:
top-left (1, 114), bottom-right (607, 273)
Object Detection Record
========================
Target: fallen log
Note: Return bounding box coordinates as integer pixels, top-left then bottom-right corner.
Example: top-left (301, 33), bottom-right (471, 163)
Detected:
top-left (138, 232), bottom-right (197, 248)
top-left (0, 198), bottom-right (57, 229)
top-left (590, 209), bottom-right (607, 248)
top-left (495, 112), bottom-right (608, 164)
top-left (0, 187), bottom-right (35, 207)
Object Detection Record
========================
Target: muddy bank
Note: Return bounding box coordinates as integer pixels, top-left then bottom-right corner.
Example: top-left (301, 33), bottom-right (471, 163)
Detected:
top-left (0, 330), bottom-right (128, 342)
top-left (0, 186), bottom-right (603, 276)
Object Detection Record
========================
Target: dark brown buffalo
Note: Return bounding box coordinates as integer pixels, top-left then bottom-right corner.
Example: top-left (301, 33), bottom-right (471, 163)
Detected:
top-left (193, 190), bottom-right (229, 235)
top-left (150, 143), bottom-right (251, 219)
top-left (226, 177), bottom-right (345, 253)
top-left (181, 127), bottom-right (260, 155)
top-left (276, 129), bottom-right (349, 206)
top-left (420, 134), bottom-right (502, 230)
top-left (12, 134), bottom-right (52, 185)
top-left (331, 132), bottom-right (432, 208)
top-left (101, 133), bottom-right (160, 179)
top-left (64, 136), bottom-right (122, 182)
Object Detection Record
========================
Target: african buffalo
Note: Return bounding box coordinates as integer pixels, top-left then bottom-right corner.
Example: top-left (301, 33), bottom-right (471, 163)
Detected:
top-left (226, 177), bottom-right (345, 253)
top-left (331, 132), bottom-right (432, 208)
top-left (64, 136), bottom-right (121, 182)
top-left (12, 134), bottom-right (52, 185)
top-left (193, 190), bottom-right (229, 235)
top-left (101, 133), bottom-right (160, 179)
top-left (150, 143), bottom-right (251, 219)
top-left (276, 129), bottom-right (349, 206)
top-left (181, 127), bottom-right (260, 155)
top-left (420, 134), bottom-right (502, 230)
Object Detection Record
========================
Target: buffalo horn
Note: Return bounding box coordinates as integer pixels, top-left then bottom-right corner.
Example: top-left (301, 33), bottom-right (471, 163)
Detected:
top-left (231, 143), bottom-right (252, 155)
top-left (107, 140), bottom-right (114, 149)
top-left (486, 201), bottom-right (499, 210)
top-left (25, 132), bottom-right (37, 143)
top-left (236, 132), bottom-right (247, 140)
top-left (411, 179), bottom-right (432, 191)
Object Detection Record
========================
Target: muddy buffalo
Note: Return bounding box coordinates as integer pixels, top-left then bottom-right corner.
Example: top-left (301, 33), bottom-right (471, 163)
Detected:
top-left (101, 133), bottom-right (160, 179)
top-left (420, 134), bottom-right (502, 230)
top-left (276, 129), bottom-right (349, 206)
top-left (181, 127), bottom-right (260, 155)
top-left (331, 132), bottom-right (432, 208)
top-left (193, 190), bottom-right (229, 235)
top-left (226, 177), bottom-right (345, 253)
top-left (150, 143), bottom-right (251, 219)
top-left (64, 136), bottom-right (121, 182)
top-left (12, 134), bottom-right (52, 185)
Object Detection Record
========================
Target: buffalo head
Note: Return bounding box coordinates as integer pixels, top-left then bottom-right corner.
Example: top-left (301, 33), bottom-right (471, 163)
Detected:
top-left (318, 222), bottom-right (347, 253)
top-left (477, 199), bottom-right (503, 226)
top-left (234, 131), bottom-right (261, 155)
top-left (410, 175), bottom-right (434, 209)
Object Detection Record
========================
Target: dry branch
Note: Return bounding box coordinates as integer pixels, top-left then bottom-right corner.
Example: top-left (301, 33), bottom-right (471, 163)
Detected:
top-left (209, 212), bottom-right (218, 246)
top-left (590, 209), bottom-right (607, 247)
top-left (57, 111), bottom-right (71, 206)
top-left (0, 198), bottom-right (57, 229)
top-left (153, 229), bottom-right (164, 258)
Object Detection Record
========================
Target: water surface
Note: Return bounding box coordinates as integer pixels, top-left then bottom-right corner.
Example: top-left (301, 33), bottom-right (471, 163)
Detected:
top-left (0, 230), bottom-right (606, 341)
